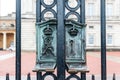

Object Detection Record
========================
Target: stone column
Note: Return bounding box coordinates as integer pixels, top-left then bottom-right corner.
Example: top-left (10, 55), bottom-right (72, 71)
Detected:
top-left (3, 32), bottom-right (7, 50)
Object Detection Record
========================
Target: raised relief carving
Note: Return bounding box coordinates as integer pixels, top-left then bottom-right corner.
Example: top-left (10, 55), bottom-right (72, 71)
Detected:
top-left (65, 21), bottom-right (88, 72)
top-left (68, 27), bottom-right (78, 37)
top-left (41, 27), bottom-right (55, 58)
top-left (69, 40), bottom-right (76, 57)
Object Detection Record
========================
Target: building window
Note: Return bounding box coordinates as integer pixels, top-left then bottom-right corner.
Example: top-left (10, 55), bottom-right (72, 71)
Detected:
top-left (107, 25), bottom-right (113, 30)
top-left (106, 3), bottom-right (113, 16)
top-left (89, 26), bottom-right (94, 29)
top-left (107, 34), bottom-right (113, 45)
top-left (88, 34), bottom-right (94, 45)
top-left (87, 3), bottom-right (94, 16)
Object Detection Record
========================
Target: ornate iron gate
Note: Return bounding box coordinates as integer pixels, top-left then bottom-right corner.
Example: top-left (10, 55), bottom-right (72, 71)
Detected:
top-left (15, 0), bottom-right (107, 80)
top-left (34, 0), bottom-right (87, 80)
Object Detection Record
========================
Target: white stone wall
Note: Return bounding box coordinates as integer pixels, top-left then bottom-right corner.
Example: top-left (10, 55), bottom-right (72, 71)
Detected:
top-left (86, 21), bottom-right (101, 49)
top-left (21, 19), bottom-right (36, 51)
top-left (85, 0), bottom-right (120, 50)
top-left (86, 20), bottom-right (120, 50)
top-left (21, 0), bottom-right (36, 14)
top-left (107, 22), bottom-right (120, 48)
top-left (20, 0), bottom-right (120, 51)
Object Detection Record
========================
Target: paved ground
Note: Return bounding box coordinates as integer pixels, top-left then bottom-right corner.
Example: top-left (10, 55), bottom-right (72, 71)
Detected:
top-left (0, 51), bottom-right (120, 80)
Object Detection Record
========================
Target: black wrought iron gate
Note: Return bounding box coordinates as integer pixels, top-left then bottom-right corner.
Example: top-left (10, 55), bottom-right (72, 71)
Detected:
top-left (15, 0), bottom-right (106, 80)
top-left (35, 0), bottom-right (86, 80)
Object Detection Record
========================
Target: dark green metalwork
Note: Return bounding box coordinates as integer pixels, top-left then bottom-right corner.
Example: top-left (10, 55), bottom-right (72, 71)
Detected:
top-left (66, 74), bottom-right (81, 80)
top-left (34, 20), bottom-right (57, 71)
top-left (36, 73), bottom-right (42, 80)
top-left (34, 19), bottom-right (87, 80)
top-left (57, 0), bottom-right (65, 80)
top-left (16, 0), bottom-right (21, 80)
top-left (36, 0), bottom-right (42, 79)
top-left (6, 73), bottom-right (9, 80)
top-left (80, 0), bottom-right (86, 79)
top-left (15, 0), bottom-right (107, 79)
top-left (65, 21), bottom-right (86, 63)
top-left (65, 20), bottom-right (87, 72)
top-left (100, 0), bottom-right (107, 80)
top-left (36, 0), bottom-right (41, 22)
top-left (65, 0), bottom-right (80, 12)
top-left (27, 73), bottom-right (31, 80)
top-left (15, 0), bottom-right (87, 79)
top-left (42, 72), bottom-right (57, 80)
top-left (34, 0), bottom-right (88, 80)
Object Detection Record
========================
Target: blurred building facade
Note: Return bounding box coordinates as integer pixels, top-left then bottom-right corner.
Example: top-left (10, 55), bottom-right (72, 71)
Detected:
top-left (85, 0), bottom-right (120, 50)
top-left (0, 14), bottom-right (15, 50)
top-left (0, 0), bottom-right (120, 51)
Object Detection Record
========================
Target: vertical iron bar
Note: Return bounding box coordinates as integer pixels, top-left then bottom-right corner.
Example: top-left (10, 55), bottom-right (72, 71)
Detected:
top-left (36, 0), bottom-right (41, 22)
top-left (100, 0), bottom-right (107, 80)
top-left (16, 0), bottom-right (21, 80)
top-left (6, 73), bottom-right (9, 80)
top-left (92, 74), bottom-right (95, 80)
top-left (36, 0), bottom-right (42, 80)
top-left (80, 0), bottom-right (86, 80)
top-left (80, 0), bottom-right (85, 23)
top-left (57, 0), bottom-right (65, 80)
top-left (81, 73), bottom-right (86, 80)
top-left (37, 72), bottom-right (42, 80)
top-left (27, 73), bottom-right (31, 80)
top-left (113, 73), bottom-right (115, 80)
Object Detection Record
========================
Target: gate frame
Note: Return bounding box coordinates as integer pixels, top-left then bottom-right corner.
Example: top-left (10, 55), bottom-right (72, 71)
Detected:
top-left (100, 0), bottom-right (107, 80)
top-left (15, 0), bottom-right (107, 80)
top-left (16, 0), bottom-right (21, 80)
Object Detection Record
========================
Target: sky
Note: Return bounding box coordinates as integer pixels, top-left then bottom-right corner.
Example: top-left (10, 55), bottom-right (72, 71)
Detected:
top-left (0, 0), bottom-right (15, 16)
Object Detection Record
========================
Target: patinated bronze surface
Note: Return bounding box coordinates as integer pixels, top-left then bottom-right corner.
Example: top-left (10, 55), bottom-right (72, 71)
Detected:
top-left (34, 19), bottom-right (88, 72)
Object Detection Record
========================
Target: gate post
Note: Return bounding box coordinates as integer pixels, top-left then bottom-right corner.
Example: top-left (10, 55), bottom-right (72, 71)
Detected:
top-left (57, 0), bottom-right (65, 80)
top-left (100, 0), bottom-right (107, 80)
top-left (80, 0), bottom-right (86, 79)
top-left (16, 0), bottom-right (21, 80)
top-left (34, 0), bottom-right (88, 80)
top-left (36, 0), bottom-right (42, 80)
